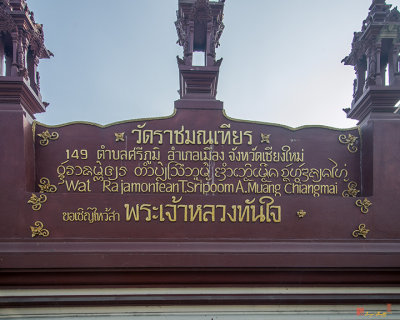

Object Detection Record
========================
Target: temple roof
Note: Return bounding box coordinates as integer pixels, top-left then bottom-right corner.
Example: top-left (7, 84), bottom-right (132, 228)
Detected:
top-left (343, 0), bottom-right (400, 66)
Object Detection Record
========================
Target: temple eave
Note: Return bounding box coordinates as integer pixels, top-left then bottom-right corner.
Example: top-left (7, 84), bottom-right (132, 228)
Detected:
top-left (347, 86), bottom-right (400, 121)
top-left (0, 77), bottom-right (46, 116)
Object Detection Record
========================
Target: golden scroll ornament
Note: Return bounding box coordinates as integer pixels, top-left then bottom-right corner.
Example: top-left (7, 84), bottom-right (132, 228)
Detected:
top-left (338, 133), bottom-right (358, 153)
top-left (27, 193), bottom-right (47, 211)
top-left (355, 198), bottom-right (372, 214)
top-left (352, 224), bottom-right (369, 239)
top-left (342, 181), bottom-right (360, 197)
top-left (30, 221), bottom-right (50, 238)
top-left (38, 177), bottom-right (57, 193)
top-left (37, 130), bottom-right (59, 146)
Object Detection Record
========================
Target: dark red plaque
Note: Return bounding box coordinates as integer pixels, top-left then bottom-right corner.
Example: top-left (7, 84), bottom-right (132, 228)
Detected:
top-left (30, 109), bottom-right (363, 242)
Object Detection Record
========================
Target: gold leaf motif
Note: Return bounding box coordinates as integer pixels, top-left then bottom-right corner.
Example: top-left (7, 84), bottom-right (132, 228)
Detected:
top-left (220, 124), bottom-right (231, 129)
top-left (27, 193), bottom-right (47, 211)
top-left (297, 210), bottom-right (307, 218)
top-left (342, 181), bottom-right (360, 197)
top-left (352, 224), bottom-right (369, 239)
top-left (338, 134), bottom-right (358, 153)
top-left (355, 198), bottom-right (372, 214)
top-left (261, 133), bottom-right (270, 143)
top-left (30, 221), bottom-right (50, 238)
top-left (115, 132), bottom-right (125, 142)
top-left (38, 177), bottom-right (57, 193)
top-left (37, 130), bottom-right (59, 146)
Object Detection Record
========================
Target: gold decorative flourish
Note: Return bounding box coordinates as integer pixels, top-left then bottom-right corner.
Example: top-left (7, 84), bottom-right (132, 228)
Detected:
top-left (356, 198), bottom-right (372, 214)
top-left (27, 193), bottom-right (47, 211)
top-left (352, 224), bottom-right (369, 239)
top-left (37, 130), bottom-right (59, 146)
top-left (297, 210), bottom-right (307, 218)
top-left (220, 124), bottom-right (231, 129)
top-left (342, 181), bottom-right (360, 198)
top-left (261, 133), bottom-right (270, 143)
top-left (338, 134), bottom-right (358, 153)
top-left (38, 177), bottom-right (57, 193)
top-left (115, 132), bottom-right (125, 142)
top-left (30, 221), bottom-right (50, 238)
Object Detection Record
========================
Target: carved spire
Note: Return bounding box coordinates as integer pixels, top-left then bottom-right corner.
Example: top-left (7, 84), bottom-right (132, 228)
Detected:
top-left (0, 0), bottom-right (52, 116)
top-left (176, 0), bottom-right (224, 67)
top-left (368, 0), bottom-right (391, 23)
top-left (342, 0), bottom-right (400, 122)
top-left (175, 0), bottom-right (225, 103)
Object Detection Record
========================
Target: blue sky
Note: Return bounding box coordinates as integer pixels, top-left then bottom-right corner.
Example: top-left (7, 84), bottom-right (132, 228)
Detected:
top-left (28, 0), bottom-right (395, 128)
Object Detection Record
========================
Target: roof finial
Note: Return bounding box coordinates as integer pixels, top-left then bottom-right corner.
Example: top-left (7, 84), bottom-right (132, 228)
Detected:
top-left (174, 0), bottom-right (225, 107)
